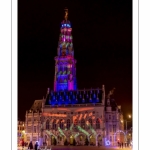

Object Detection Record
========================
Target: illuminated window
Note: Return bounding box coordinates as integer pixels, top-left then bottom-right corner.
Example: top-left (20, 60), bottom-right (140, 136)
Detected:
top-left (113, 115), bottom-right (115, 120)
top-left (74, 119), bottom-right (78, 126)
top-left (67, 119), bottom-right (70, 129)
top-left (34, 126), bottom-right (36, 133)
top-left (59, 119), bottom-right (64, 129)
top-left (89, 118), bottom-right (92, 127)
top-left (109, 115), bottom-right (111, 120)
top-left (46, 120), bottom-right (50, 130)
top-left (96, 118), bottom-right (100, 129)
top-left (115, 136), bottom-right (117, 141)
top-left (81, 119), bottom-right (85, 129)
top-left (110, 136), bottom-right (112, 141)
top-left (113, 125), bottom-right (116, 132)
top-left (109, 125), bottom-right (112, 132)
top-left (27, 126), bottom-right (32, 133)
top-left (28, 118), bottom-right (31, 122)
top-left (53, 119), bottom-right (57, 130)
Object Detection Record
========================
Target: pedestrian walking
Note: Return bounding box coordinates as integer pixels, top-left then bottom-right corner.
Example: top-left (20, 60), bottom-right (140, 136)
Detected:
top-left (120, 142), bottom-right (122, 148)
top-left (121, 142), bottom-right (123, 149)
top-left (22, 140), bottom-right (24, 150)
top-left (34, 141), bottom-right (38, 150)
top-left (118, 141), bottom-right (120, 147)
top-left (28, 141), bottom-right (33, 150)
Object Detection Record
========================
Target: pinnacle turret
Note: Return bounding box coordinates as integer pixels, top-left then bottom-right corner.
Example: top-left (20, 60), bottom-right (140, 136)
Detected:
top-left (57, 9), bottom-right (74, 57)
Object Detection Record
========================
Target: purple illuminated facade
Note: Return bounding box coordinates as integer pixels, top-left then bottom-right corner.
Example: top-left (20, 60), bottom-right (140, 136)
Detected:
top-left (54, 10), bottom-right (77, 91)
top-left (24, 9), bottom-right (125, 147)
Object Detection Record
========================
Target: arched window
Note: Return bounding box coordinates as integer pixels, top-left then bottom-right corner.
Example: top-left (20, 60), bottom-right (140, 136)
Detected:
top-left (52, 119), bottom-right (56, 130)
top-left (67, 119), bottom-right (70, 129)
top-left (74, 119), bottom-right (78, 127)
top-left (81, 119), bottom-right (85, 129)
top-left (89, 118), bottom-right (92, 127)
top-left (96, 118), bottom-right (100, 129)
top-left (59, 119), bottom-right (64, 129)
top-left (46, 120), bottom-right (50, 130)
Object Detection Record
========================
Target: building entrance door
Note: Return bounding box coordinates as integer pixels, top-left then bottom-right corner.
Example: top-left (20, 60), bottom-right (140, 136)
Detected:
top-left (89, 135), bottom-right (96, 145)
top-left (70, 135), bottom-right (74, 145)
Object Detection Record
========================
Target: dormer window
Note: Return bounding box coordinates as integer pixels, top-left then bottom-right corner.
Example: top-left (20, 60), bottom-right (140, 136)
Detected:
top-left (107, 99), bottom-right (110, 105)
top-left (109, 115), bottom-right (111, 120)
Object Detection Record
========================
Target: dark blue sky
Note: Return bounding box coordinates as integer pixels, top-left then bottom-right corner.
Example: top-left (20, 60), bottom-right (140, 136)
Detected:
top-left (18, 0), bottom-right (132, 126)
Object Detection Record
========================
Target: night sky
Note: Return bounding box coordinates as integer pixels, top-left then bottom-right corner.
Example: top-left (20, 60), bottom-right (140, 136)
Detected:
top-left (18, 0), bottom-right (132, 126)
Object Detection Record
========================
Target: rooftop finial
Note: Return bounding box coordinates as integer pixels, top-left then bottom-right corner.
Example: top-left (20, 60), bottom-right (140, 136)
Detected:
top-left (64, 8), bottom-right (68, 20)
top-left (107, 87), bottom-right (116, 99)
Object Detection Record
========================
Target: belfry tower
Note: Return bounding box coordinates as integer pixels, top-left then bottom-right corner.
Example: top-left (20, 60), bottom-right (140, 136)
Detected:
top-left (54, 9), bottom-right (77, 91)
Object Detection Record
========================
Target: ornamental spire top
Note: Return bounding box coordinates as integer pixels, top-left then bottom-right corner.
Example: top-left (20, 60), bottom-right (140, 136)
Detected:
top-left (64, 8), bottom-right (68, 20)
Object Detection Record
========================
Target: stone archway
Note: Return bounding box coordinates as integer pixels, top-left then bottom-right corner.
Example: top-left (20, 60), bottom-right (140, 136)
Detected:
top-left (43, 134), bottom-right (51, 146)
top-left (69, 135), bottom-right (75, 145)
top-left (89, 134), bottom-right (96, 145)
top-left (114, 130), bottom-right (126, 144)
top-left (75, 133), bottom-right (86, 145)
top-left (96, 134), bottom-right (102, 146)
top-left (51, 135), bottom-right (57, 145)
top-left (57, 135), bottom-right (65, 145)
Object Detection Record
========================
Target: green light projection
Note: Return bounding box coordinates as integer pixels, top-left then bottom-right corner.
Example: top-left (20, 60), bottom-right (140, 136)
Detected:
top-left (70, 124), bottom-right (73, 131)
top-left (77, 126), bottom-right (90, 136)
top-left (45, 130), bottom-right (57, 139)
top-left (58, 127), bottom-right (66, 137)
top-left (90, 127), bottom-right (97, 136)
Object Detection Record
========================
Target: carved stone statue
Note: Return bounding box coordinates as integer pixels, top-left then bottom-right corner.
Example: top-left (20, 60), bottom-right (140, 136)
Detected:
top-left (64, 8), bottom-right (68, 20)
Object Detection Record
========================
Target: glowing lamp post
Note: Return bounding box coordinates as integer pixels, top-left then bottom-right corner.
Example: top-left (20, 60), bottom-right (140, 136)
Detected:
top-left (124, 115), bottom-right (132, 143)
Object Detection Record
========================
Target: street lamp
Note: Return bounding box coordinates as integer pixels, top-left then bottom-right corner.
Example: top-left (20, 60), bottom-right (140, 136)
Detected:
top-left (124, 115), bottom-right (132, 143)
top-left (125, 115), bottom-right (132, 134)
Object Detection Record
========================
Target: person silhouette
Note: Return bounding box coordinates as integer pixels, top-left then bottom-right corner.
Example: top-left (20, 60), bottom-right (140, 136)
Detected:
top-left (121, 142), bottom-right (123, 148)
top-left (28, 141), bottom-right (33, 150)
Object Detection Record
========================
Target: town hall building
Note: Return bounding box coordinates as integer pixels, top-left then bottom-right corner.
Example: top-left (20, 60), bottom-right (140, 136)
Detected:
top-left (24, 9), bottom-right (124, 147)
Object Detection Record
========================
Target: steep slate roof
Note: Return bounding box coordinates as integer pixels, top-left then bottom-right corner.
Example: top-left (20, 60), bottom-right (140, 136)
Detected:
top-left (45, 89), bottom-right (103, 106)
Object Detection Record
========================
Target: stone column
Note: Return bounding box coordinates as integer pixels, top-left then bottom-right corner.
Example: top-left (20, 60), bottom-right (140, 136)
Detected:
top-left (96, 137), bottom-right (98, 146)
top-left (39, 137), bottom-right (43, 146)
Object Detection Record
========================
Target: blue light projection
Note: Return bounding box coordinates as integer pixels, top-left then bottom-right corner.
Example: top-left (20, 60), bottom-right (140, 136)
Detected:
top-left (61, 24), bottom-right (71, 28)
top-left (46, 89), bottom-right (102, 106)
top-left (105, 138), bottom-right (111, 146)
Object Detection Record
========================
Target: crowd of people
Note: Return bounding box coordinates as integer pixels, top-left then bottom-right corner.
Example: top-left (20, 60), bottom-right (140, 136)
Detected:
top-left (117, 141), bottom-right (131, 149)
top-left (21, 140), bottom-right (39, 150)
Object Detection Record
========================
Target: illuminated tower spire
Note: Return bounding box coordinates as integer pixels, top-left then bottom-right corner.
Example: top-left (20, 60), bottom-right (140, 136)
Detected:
top-left (54, 9), bottom-right (77, 91)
